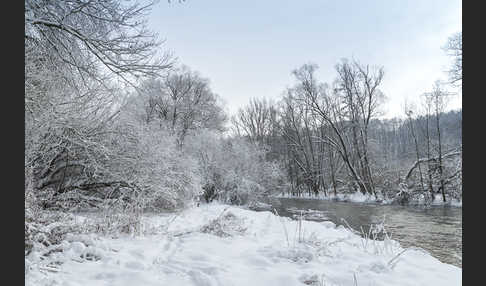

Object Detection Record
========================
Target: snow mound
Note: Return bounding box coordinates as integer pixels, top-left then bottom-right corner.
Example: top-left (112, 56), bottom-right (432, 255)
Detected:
top-left (200, 211), bottom-right (247, 237)
top-left (248, 201), bottom-right (273, 211)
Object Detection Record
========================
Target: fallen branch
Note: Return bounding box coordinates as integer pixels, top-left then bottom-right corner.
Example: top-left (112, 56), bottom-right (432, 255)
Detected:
top-left (405, 151), bottom-right (461, 181)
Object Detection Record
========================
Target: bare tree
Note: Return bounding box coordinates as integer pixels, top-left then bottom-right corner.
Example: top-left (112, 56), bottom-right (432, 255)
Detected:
top-left (231, 97), bottom-right (275, 144)
top-left (429, 81), bottom-right (451, 202)
top-left (420, 92), bottom-right (436, 199)
top-left (25, 0), bottom-right (172, 87)
top-left (288, 63), bottom-right (360, 195)
top-left (279, 92), bottom-right (310, 196)
top-left (329, 60), bottom-right (385, 197)
top-left (140, 66), bottom-right (228, 144)
top-left (443, 32), bottom-right (462, 86)
top-left (403, 101), bottom-right (425, 192)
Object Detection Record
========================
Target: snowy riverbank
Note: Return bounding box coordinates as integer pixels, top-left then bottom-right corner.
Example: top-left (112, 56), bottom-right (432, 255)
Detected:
top-left (26, 203), bottom-right (461, 286)
top-left (275, 192), bottom-right (462, 207)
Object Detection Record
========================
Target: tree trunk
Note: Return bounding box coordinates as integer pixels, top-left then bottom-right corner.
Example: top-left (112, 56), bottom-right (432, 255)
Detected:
top-left (436, 111), bottom-right (446, 202)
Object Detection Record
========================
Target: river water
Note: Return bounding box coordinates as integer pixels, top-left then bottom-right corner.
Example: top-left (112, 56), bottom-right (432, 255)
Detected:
top-left (264, 197), bottom-right (462, 268)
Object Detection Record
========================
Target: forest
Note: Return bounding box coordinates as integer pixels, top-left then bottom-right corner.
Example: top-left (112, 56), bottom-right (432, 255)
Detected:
top-left (231, 64), bottom-right (462, 205)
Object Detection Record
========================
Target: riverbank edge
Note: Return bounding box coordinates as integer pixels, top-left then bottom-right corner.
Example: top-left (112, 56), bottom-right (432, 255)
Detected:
top-left (273, 192), bottom-right (462, 207)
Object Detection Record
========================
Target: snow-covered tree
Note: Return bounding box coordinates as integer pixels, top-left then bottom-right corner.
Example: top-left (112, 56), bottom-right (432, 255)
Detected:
top-left (443, 32), bottom-right (462, 86)
top-left (135, 65), bottom-right (227, 145)
top-left (185, 130), bottom-right (286, 205)
top-left (25, 0), bottom-right (171, 210)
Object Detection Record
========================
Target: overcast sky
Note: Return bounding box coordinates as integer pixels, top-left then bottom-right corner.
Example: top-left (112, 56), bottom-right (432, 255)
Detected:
top-left (148, 0), bottom-right (462, 119)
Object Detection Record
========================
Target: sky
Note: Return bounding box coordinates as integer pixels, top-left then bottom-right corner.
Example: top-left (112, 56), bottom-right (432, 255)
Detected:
top-left (147, 0), bottom-right (462, 119)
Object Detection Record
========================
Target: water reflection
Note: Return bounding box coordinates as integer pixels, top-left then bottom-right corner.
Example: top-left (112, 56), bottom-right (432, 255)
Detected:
top-left (267, 198), bottom-right (462, 268)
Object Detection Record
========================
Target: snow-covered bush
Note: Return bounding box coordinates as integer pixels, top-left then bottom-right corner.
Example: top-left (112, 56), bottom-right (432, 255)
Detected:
top-left (126, 124), bottom-right (201, 210)
top-left (115, 93), bottom-right (203, 210)
top-left (185, 130), bottom-right (286, 205)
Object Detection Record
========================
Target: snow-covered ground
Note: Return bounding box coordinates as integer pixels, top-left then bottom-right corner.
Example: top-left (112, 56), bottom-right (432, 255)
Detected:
top-left (276, 192), bottom-right (462, 207)
top-left (26, 203), bottom-right (461, 286)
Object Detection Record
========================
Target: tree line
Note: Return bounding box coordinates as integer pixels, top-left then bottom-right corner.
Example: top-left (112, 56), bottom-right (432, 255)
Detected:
top-left (232, 61), bottom-right (462, 204)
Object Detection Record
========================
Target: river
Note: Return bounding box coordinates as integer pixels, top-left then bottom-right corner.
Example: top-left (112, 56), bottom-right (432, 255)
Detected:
top-left (263, 197), bottom-right (462, 268)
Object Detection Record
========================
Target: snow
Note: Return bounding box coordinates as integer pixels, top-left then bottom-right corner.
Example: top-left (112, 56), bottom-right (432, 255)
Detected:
top-left (276, 192), bottom-right (463, 207)
top-left (430, 194), bottom-right (463, 207)
top-left (276, 192), bottom-right (384, 204)
top-left (26, 203), bottom-right (461, 286)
